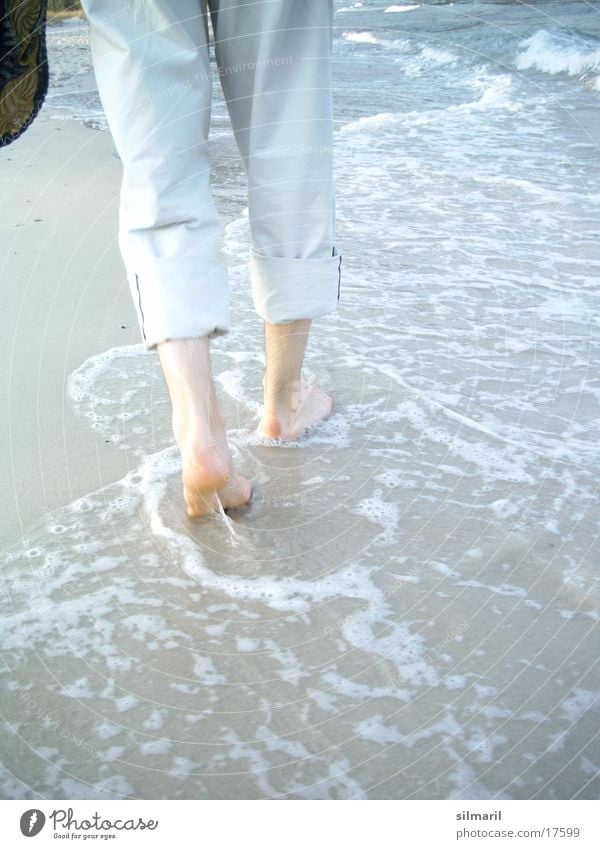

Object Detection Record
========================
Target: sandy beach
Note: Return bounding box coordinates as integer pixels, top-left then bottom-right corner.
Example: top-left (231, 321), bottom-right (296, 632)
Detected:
top-left (1, 4), bottom-right (599, 800)
top-left (1, 113), bottom-right (132, 539)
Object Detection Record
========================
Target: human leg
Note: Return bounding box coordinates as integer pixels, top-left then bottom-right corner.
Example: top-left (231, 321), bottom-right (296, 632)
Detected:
top-left (82, 0), bottom-right (251, 513)
top-left (158, 337), bottom-right (252, 515)
top-left (82, 0), bottom-right (231, 347)
top-left (209, 0), bottom-right (341, 437)
top-left (258, 319), bottom-right (333, 440)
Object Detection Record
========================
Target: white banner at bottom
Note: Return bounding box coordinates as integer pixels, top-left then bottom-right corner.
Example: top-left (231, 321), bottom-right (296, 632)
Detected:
top-left (0, 800), bottom-right (598, 848)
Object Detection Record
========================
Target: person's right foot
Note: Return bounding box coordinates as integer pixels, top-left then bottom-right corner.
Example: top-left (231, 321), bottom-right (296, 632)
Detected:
top-left (174, 409), bottom-right (252, 517)
top-left (257, 375), bottom-right (333, 440)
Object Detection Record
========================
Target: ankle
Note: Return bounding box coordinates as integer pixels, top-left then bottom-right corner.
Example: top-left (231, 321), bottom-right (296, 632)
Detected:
top-left (172, 395), bottom-right (226, 442)
top-left (263, 373), bottom-right (301, 397)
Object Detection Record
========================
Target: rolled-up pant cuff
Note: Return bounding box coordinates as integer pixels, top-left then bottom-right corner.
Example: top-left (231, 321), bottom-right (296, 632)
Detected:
top-left (249, 246), bottom-right (343, 324)
top-left (129, 256), bottom-right (231, 350)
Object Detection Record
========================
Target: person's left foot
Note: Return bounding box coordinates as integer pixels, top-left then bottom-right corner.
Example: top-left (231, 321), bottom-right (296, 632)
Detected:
top-left (158, 337), bottom-right (252, 518)
top-left (174, 409), bottom-right (252, 517)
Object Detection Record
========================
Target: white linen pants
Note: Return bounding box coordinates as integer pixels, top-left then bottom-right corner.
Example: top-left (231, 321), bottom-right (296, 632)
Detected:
top-left (80, 0), bottom-right (342, 350)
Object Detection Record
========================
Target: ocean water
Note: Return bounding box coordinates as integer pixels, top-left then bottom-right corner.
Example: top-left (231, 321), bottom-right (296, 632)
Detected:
top-left (1, 1), bottom-right (599, 799)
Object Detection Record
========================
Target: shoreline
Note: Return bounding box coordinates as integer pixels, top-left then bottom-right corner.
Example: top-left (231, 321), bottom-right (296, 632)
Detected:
top-left (0, 104), bottom-right (249, 544)
top-left (47, 10), bottom-right (86, 22)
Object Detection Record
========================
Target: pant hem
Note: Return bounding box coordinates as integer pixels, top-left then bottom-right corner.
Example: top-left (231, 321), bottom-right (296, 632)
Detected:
top-left (128, 256), bottom-right (231, 350)
top-left (249, 246), bottom-right (342, 324)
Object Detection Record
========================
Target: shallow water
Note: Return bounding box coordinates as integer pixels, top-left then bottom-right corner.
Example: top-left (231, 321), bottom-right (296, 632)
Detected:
top-left (1, 1), bottom-right (599, 799)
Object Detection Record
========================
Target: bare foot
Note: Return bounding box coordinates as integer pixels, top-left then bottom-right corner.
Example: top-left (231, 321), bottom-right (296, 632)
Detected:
top-left (174, 409), bottom-right (252, 517)
top-left (257, 375), bottom-right (333, 440)
top-left (158, 337), bottom-right (252, 517)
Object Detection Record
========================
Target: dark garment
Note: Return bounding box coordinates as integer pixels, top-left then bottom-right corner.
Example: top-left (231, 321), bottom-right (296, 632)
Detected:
top-left (0, 0), bottom-right (49, 146)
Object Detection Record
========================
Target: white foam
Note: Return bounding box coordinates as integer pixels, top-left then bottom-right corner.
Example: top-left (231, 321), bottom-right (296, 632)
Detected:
top-left (448, 71), bottom-right (521, 114)
top-left (236, 637), bottom-right (260, 652)
top-left (66, 343), bottom-right (162, 452)
top-left (337, 2), bottom-right (365, 12)
top-left (355, 715), bottom-right (403, 744)
top-left (341, 30), bottom-right (412, 52)
top-left (343, 31), bottom-right (378, 44)
top-left (560, 688), bottom-right (598, 722)
top-left (139, 739), bottom-right (171, 755)
top-left (466, 730), bottom-right (509, 764)
top-left (339, 112), bottom-right (401, 135)
top-left (419, 47), bottom-right (457, 65)
top-left (397, 45), bottom-right (459, 77)
top-left (58, 679), bottom-right (96, 699)
top-left (114, 695), bottom-right (140, 713)
top-left (385, 4), bottom-right (420, 11)
top-left (351, 491), bottom-right (400, 544)
top-left (222, 209), bottom-right (250, 263)
top-left (142, 710), bottom-right (164, 730)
